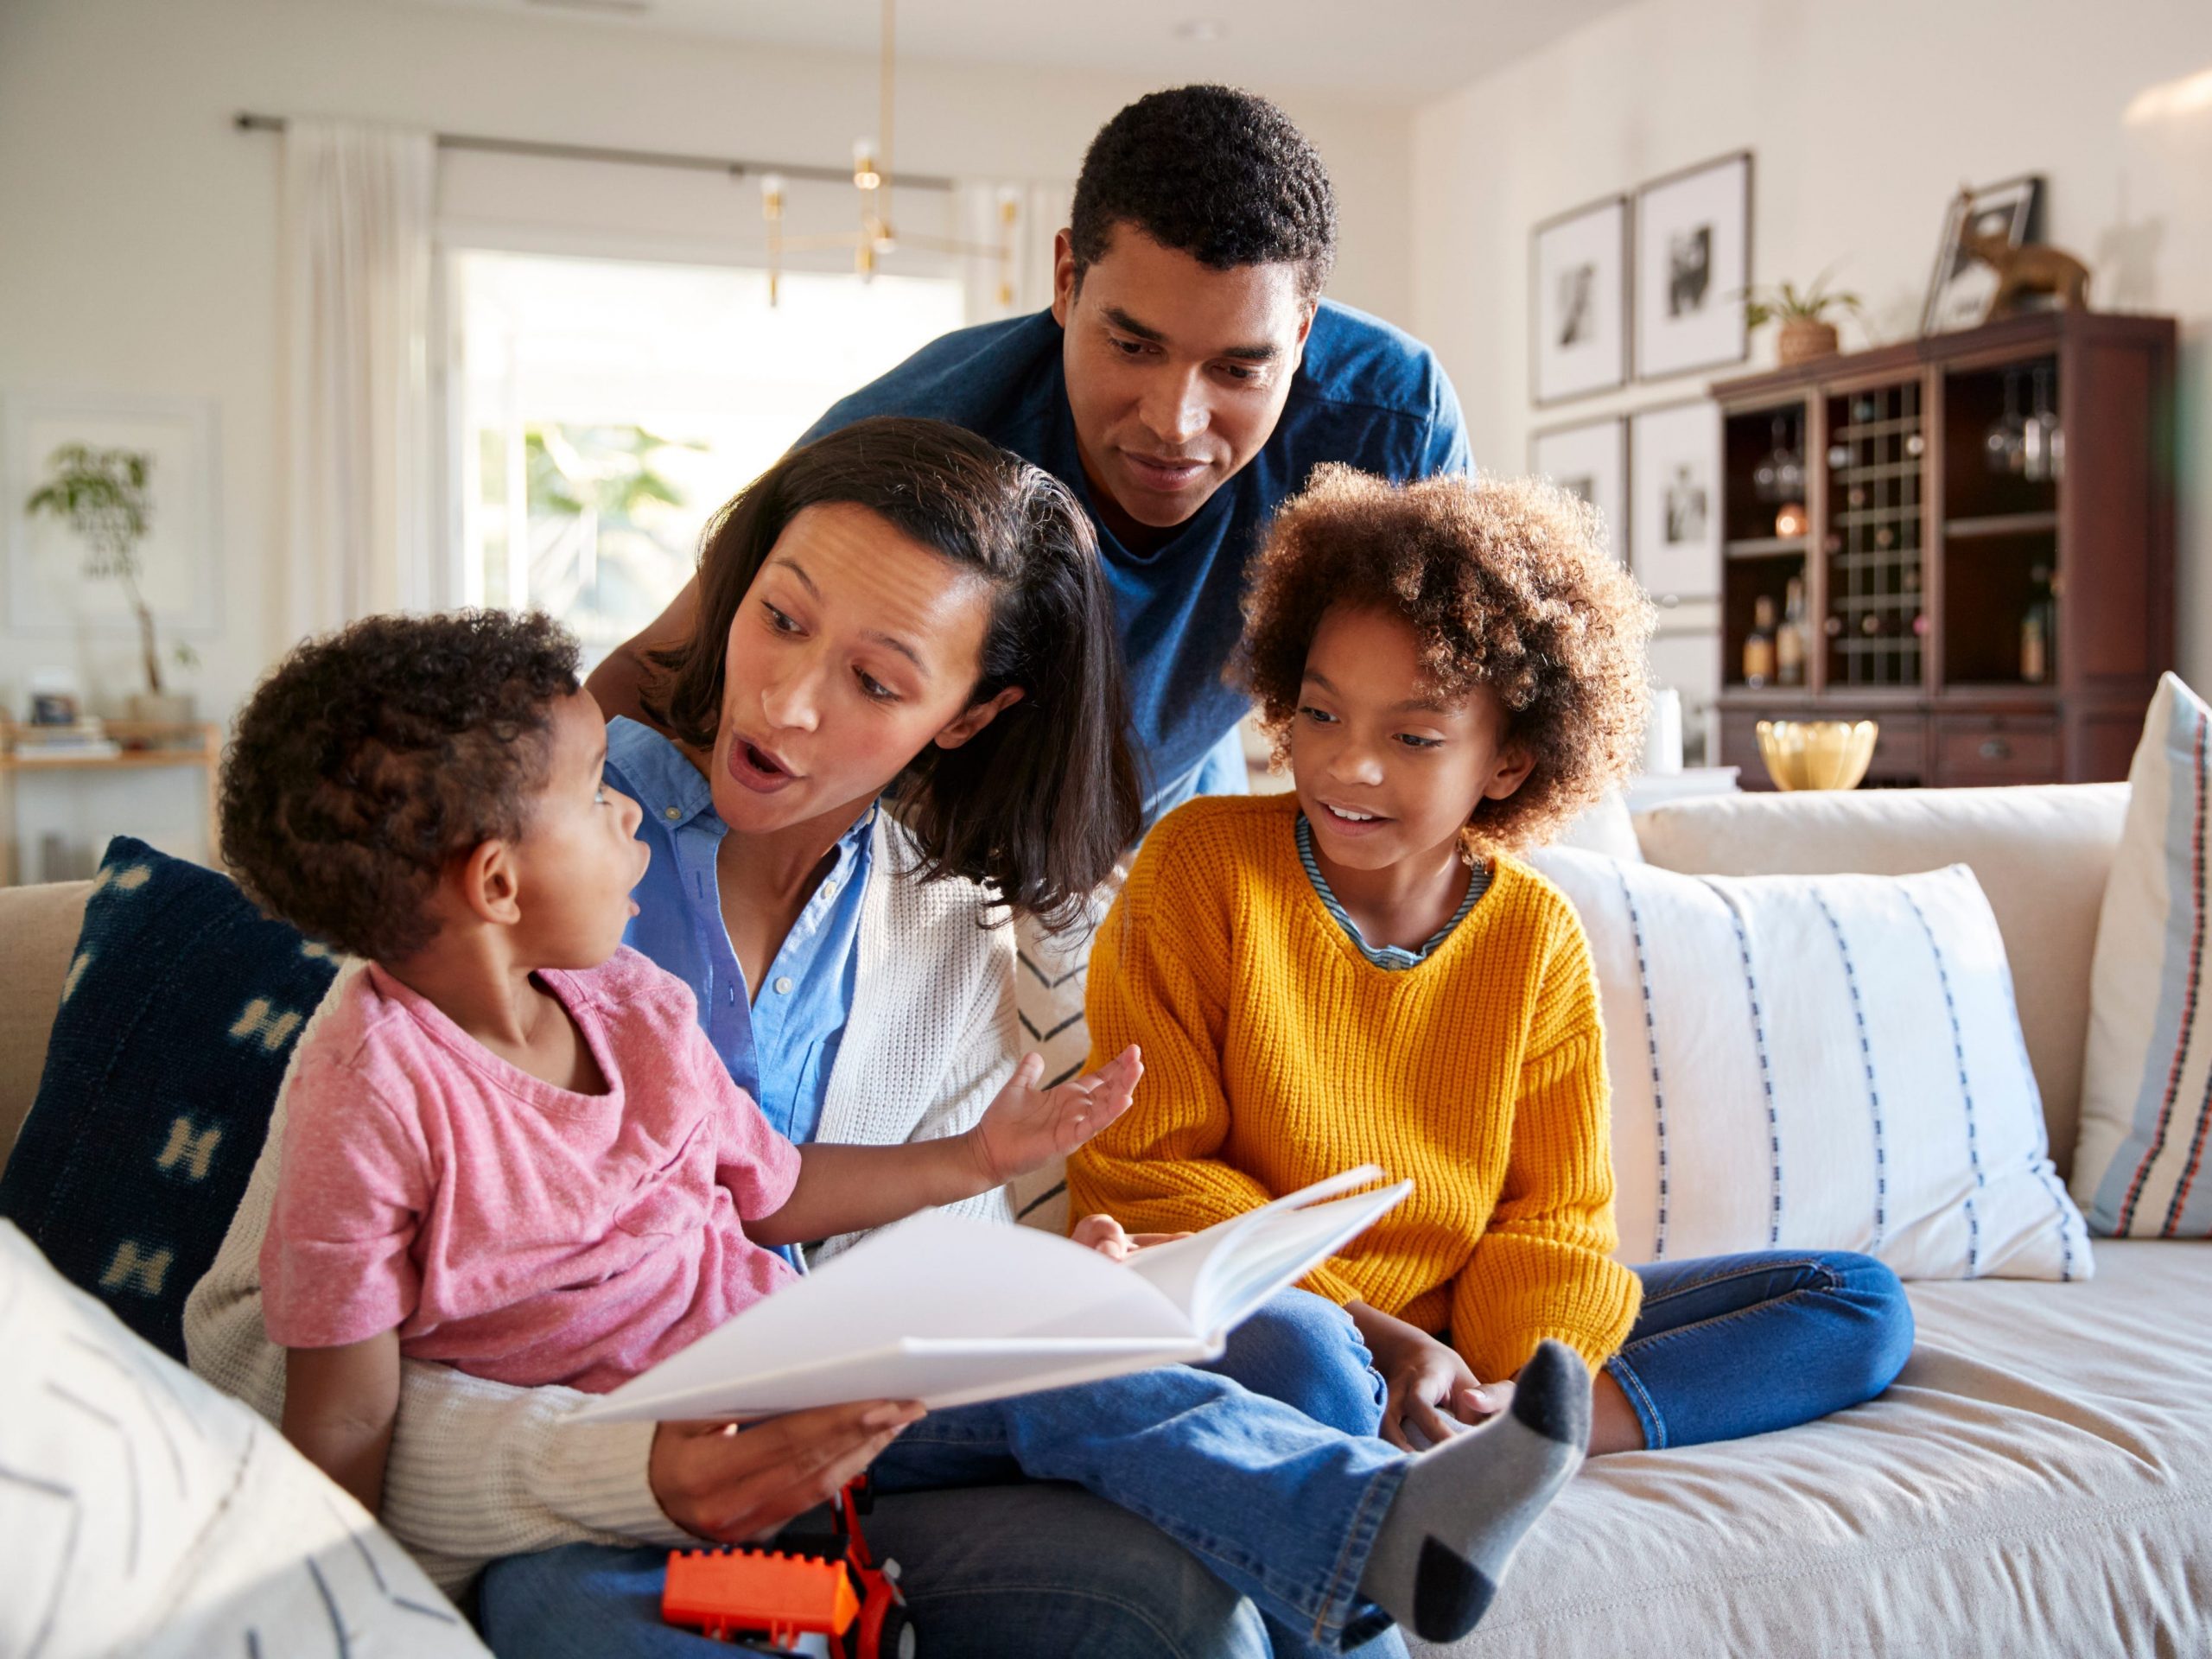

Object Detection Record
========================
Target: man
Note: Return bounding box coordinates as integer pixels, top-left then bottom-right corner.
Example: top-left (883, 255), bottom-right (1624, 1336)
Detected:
top-left (590, 83), bottom-right (1470, 819)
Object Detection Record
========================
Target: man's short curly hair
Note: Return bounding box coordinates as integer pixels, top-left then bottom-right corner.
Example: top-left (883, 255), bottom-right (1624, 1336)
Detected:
top-left (219, 610), bottom-right (582, 963)
top-left (1236, 467), bottom-right (1655, 854)
top-left (1070, 86), bottom-right (1336, 298)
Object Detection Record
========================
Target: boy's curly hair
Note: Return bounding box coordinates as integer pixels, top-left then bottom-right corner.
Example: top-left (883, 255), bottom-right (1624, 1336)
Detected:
top-left (219, 610), bottom-right (582, 963)
top-left (1236, 467), bottom-right (1654, 854)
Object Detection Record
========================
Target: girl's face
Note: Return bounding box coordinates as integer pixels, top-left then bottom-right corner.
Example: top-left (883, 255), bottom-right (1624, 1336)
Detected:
top-left (1288, 605), bottom-right (1533, 874)
top-left (709, 502), bottom-right (1022, 838)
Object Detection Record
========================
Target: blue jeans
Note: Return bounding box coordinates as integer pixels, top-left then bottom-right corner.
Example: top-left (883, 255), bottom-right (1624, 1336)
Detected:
top-left (483, 1317), bottom-right (1417, 1659)
top-left (481, 1482), bottom-right (1274, 1659)
top-left (1205, 1250), bottom-right (1915, 1452)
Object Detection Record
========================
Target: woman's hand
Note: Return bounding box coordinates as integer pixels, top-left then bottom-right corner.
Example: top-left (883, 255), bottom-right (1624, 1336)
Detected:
top-left (648, 1400), bottom-right (924, 1544)
top-left (967, 1046), bottom-right (1143, 1186)
top-left (1070, 1213), bottom-right (1192, 1262)
top-left (1347, 1301), bottom-right (1508, 1452)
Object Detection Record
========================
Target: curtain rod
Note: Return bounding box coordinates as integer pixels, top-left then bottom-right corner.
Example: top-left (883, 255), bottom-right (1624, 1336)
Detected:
top-left (232, 112), bottom-right (957, 193)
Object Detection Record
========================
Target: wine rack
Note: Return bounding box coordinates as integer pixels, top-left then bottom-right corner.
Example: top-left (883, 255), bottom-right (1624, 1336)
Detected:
top-left (1707, 310), bottom-right (2174, 789)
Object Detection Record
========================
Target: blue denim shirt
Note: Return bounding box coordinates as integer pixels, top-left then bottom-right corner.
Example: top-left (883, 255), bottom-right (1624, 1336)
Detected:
top-left (603, 716), bottom-right (874, 1149)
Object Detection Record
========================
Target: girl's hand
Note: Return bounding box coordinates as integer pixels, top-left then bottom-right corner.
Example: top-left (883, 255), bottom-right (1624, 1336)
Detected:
top-left (649, 1400), bottom-right (925, 1544)
top-left (1370, 1328), bottom-right (1505, 1452)
top-left (967, 1045), bottom-right (1142, 1186)
top-left (1070, 1213), bottom-right (1193, 1262)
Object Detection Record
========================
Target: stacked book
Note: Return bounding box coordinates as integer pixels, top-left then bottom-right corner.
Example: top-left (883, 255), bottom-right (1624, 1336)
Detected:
top-left (8, 719), bottom-right (122, 762)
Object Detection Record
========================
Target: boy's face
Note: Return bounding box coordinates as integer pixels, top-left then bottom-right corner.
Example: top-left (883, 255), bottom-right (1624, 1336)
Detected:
top-left (1289, 606), bottom-right (1533, 875)
top-left (504, 688), bottom-right (651, 968)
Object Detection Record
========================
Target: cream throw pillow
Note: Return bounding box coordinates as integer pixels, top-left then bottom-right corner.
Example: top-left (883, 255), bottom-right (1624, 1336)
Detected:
top-left (1530, 849), bottom-right (2089, 1281)
top-left (0, 1221), bottom-right (487, 1658)
top-left (2072, 673), bottom-right (2212, 1236)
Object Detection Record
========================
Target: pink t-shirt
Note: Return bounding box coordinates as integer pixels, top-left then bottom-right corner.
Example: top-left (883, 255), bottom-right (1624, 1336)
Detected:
top-left (260, 949), bottom-right (802, 1393)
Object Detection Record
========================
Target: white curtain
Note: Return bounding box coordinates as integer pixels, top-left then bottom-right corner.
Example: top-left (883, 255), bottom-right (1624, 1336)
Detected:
top-left (281, 118), bottom-right (435, 637)
top-left (957, 179), bottom-right (1071, 323)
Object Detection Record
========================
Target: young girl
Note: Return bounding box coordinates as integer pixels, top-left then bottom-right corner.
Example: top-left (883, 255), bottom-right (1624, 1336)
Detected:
top-left (1069, 466), bottom-right (1915, 1456)
top-left (228, 606), bottom-right (1594, 1653)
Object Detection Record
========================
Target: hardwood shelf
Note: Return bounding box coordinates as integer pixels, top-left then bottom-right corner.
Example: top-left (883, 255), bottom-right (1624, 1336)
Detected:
top-left (1710, 312), bottom-right (2175, 787)
top-left (1723, 537), bottom-right (1807, 561)
top-left (2, 720), bottom-right (220, 885)
top-left (0, 750), bottom-right (211, 774)
top-left (1945, 511), bottom-right (2059, 540)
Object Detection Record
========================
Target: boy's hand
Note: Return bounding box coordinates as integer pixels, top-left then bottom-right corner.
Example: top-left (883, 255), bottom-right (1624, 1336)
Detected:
top-left (967, 1045), bottom-right (1142, 1187)
top-left (1070, 1213), bottom-right (1193, 1262)
top-left (1363, 1321), bottom-right (1506, 1452)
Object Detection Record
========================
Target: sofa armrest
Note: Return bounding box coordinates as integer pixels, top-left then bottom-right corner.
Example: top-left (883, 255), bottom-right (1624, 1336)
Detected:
top-left (0, 880), bottom-right (92, 1173)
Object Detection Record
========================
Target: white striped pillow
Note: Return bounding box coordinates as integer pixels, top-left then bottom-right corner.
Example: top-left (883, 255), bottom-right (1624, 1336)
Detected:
top-left (2072, 673), bottom-right (2212, 1236)
top-left (1530, 849), bottom-right (2089, 1281)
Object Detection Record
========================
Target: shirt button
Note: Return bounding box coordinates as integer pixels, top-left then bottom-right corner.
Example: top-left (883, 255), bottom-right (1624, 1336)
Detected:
top-left (822, 879), bottom-right (839, 897)
top-left (664, 805), bottom-right (681, 820)
top-left (773, 976), bottom-right (794, 995)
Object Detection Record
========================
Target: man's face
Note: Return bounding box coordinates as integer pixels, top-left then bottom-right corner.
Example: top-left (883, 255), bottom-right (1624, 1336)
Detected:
top-left (1052, 224), bottom-right (1314, 537)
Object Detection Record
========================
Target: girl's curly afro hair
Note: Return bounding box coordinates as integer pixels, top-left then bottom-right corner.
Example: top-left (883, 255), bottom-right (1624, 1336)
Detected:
top-left (1235, 466), bottom-right (1655, 854)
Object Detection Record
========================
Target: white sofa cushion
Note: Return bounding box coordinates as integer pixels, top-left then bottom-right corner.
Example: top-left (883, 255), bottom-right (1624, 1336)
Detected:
top-left (1427, 1241), bottom-right (2212, 1657)
top-left (1532, 849), bottom-right (2088, 1280)
top-left (1632, 782), bottom-right (2130, 1178)
top-left (2074, 673), bottom-right (2212, 1236)
top-left (0, 1221), bottom-right (487, 1658)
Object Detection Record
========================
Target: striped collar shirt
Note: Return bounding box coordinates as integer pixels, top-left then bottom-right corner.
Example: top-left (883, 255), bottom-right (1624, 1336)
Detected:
top-left (1294, 813), bottom-right (1490, 970)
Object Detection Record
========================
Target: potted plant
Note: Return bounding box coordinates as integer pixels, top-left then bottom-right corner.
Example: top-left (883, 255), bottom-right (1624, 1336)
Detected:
top-left (1743, 268), bottom-right (1866, 366)
top-left (23, 443), bottom-right (195, 723)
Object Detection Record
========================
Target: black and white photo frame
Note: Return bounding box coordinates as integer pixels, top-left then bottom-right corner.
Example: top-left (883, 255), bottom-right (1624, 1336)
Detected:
top-left (1530, 194), bottom-right (1629, 405)
top-left (1628, 400), bottom-right (1721, 605)
top-left (1920, 175), bottom-right (2044, 336)
top-left (1634, 151), bottom-right (1751, 382)
top-left (1529, 416), bottom-right (1629, 565)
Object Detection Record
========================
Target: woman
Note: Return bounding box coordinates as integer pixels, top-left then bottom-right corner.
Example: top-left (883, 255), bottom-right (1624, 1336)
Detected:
top-left (186, 418), bottom-right (1297, 1658)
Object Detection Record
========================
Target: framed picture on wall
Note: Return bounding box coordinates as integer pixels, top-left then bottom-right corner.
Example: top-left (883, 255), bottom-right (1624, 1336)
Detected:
top-left (1529, 417), bottom-right (1629, 564)
top-left (2, 391), bottom-right (221, 635)
top-left (1920, 175), bottom-right (2044, 335)
top-left (1530, 194), bottom-right (1629, 405)
top-left (1629, 400), bottom-right (1721, 604)
top-left (1633, 150), bottom-right (1751, 381)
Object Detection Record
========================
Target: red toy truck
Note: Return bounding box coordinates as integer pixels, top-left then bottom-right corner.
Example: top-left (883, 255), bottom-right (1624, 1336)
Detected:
top-left (663, 1477), bottom-right (915, 1658)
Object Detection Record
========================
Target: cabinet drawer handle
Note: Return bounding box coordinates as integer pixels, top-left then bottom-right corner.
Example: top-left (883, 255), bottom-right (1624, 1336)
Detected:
top-left (1979, 738), bottom-right (2012, 761)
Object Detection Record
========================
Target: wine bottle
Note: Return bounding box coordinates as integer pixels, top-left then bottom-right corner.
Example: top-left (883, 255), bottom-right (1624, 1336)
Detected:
top-left (1744, 595), bottom-right (1777, 689)
top-left (1777, 577), bottom-right (1807, 687)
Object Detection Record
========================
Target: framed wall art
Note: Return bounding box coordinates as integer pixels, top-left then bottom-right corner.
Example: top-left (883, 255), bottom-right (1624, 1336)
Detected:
top-left (3, 390), bottom-right (221, 635)
top-left (1633, 150), bottom-right (1751, 382)
top-left (1920, 175), bottom-right (2044, 335)
top-left (1529, 416), bottom-right (1629, 564)
top-left (1530, 194), bottom-right (1629, 405)
top-left (1629, 399), bottom-right (1721, 605)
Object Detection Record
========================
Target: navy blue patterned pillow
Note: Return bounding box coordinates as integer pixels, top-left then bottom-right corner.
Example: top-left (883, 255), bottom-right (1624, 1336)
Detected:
top-left (0, 837), bottom-right (339, 1360)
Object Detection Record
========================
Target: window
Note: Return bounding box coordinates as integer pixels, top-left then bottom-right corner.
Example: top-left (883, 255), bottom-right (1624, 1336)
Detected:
top-left (452, 251), bottom-right (966, 667)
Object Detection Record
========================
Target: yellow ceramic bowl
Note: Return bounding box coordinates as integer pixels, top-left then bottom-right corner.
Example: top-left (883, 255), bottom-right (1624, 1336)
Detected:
top-left (1756, 719), bottom-right (1880, 791)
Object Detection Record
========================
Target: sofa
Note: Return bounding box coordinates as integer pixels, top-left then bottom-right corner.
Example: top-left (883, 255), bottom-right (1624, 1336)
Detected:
top-left (3, 781), bottom-right (2209, 1656)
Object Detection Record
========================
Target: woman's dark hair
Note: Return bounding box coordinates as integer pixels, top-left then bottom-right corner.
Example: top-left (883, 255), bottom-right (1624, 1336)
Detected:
top-left (1070, 86), bottom-right (1337, 299)
top-left (220, 609), bottom-right (582, 962)
top-left (645, 416), bottom-right (1143, 930)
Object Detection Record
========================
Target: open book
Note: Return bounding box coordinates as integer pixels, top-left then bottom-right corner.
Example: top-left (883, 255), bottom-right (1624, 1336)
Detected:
top-left (572, 1166), bottom-right (1411, 1423)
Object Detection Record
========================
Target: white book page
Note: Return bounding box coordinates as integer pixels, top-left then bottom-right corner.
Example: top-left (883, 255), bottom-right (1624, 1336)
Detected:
top-left (572, 1210), bottom-right (1191, 1424)
top-left (1122, 1166), bottom-right (1408, 1328)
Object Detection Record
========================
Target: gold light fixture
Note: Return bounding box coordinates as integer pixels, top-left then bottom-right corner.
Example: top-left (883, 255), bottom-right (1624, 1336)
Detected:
top-left (762, 0), bottom-right (1020, 306)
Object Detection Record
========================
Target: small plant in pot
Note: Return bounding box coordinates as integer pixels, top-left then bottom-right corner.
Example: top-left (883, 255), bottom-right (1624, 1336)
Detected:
top-left (1744, 268), bottom-right (1866, 366)
top-left (23, 443), bottom-right (196, 724)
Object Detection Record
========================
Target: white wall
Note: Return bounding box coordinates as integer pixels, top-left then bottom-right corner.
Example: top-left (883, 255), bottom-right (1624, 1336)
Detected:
top-left (1413, 0), bottom-right (2212, 690)
top-left (0, 0), bottom-right (1415, 741)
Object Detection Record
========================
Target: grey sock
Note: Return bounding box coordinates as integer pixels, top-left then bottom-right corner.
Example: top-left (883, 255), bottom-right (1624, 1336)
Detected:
top-left (1358, 1339), bottom-right (1590, 1642)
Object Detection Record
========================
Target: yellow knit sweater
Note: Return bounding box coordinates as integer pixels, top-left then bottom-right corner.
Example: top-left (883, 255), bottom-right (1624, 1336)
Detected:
top-left (1067, 792), bottom-right (1642, 1381)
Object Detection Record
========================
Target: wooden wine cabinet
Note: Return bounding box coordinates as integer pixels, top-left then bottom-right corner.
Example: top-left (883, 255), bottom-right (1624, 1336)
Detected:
top-left (1710, 310), bottom-right (2175, 788)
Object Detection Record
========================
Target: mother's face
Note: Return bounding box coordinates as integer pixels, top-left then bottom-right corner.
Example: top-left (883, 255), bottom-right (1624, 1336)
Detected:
top-left (708, 501), bottom-right (1021, 837)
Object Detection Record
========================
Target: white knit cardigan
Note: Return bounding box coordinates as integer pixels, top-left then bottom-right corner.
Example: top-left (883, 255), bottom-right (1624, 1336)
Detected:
top-left (182, 811), bottom-right (1021, 1595)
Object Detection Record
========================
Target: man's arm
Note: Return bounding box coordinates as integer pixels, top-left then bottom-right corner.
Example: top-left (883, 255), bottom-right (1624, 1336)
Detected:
top-left (584, 577), bottom-right (700, 727)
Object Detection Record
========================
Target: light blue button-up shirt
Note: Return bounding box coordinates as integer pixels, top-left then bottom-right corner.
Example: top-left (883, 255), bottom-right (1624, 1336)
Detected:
top-left (603, 716), bottom-right (874, 1150)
